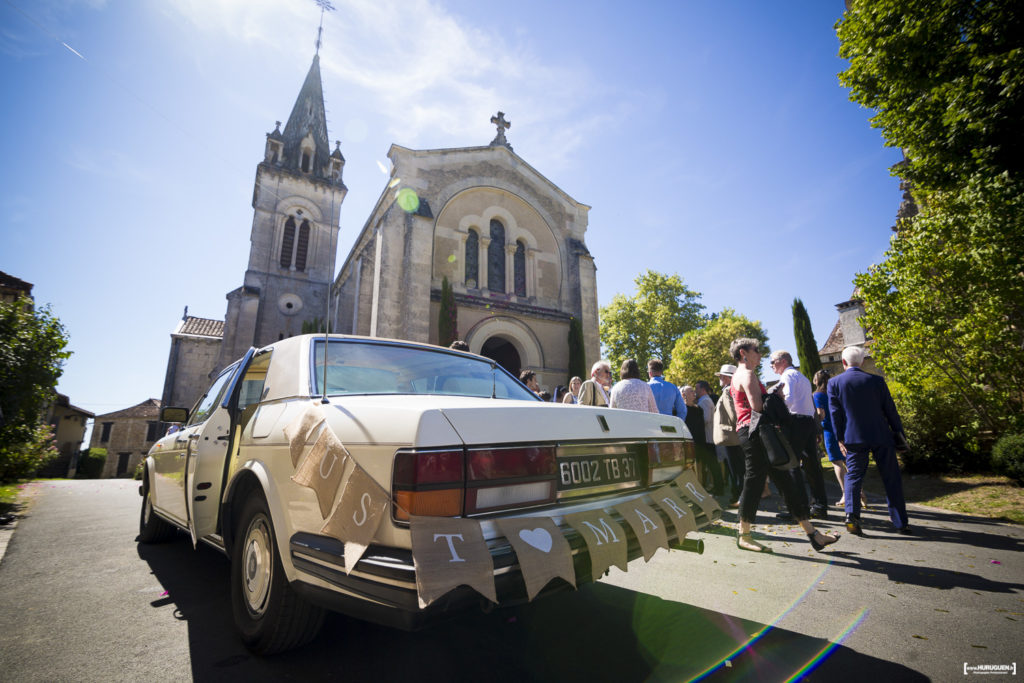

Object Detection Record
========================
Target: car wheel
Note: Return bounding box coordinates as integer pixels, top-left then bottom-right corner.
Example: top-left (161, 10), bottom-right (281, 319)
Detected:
top-left (138, 479), bottom-right (176, 543)
top-left (230, 492), bottom-right (325, 654)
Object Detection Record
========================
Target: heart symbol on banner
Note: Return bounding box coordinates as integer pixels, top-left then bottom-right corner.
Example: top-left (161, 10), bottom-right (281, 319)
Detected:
top-left (518, 528), bottom-right (553, 553)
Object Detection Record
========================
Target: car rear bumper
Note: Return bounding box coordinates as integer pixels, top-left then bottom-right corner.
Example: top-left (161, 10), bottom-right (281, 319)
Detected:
top-left (288, 503), bottom-right (716, 630)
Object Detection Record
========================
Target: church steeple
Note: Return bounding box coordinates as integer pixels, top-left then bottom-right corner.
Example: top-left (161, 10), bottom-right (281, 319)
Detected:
top-left (278, 55), bottom-right (333, 179)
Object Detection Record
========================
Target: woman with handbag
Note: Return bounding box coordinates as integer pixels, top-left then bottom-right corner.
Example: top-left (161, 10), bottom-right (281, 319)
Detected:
top-left (730, 338), bottom-right (840, 553)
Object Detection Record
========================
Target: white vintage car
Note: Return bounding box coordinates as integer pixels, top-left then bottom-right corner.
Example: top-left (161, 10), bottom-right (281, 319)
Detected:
top-left (140, 334), bottom-right (716, 654)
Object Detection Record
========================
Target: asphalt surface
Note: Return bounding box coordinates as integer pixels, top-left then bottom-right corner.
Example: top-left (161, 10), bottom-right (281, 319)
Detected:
top-left (0, 479), bottom-right (1021, 682)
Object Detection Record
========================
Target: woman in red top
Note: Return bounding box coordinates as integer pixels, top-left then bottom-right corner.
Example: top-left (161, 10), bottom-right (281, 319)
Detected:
top-left (730, 338), bottom-right (840, 553)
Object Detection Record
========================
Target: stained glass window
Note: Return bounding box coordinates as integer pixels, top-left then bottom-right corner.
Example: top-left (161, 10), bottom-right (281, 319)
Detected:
top-left (488, 219), bottom-right (505, 292)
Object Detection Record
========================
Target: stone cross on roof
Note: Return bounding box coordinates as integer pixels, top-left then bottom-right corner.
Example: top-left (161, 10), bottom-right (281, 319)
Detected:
top-left (489, 111), bottom-right (512, 150)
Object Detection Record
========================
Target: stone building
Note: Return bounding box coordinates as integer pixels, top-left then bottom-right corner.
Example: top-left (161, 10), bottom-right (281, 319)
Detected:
top-left (0, 270), bottom-right (33, 304)
top-left (90, 399), bottom-right (162, 478)
top-left (36, 394), bottom-right (94, 478)
top-left (162, 54), bottom-right (600, 406)
top-left (329, 116), bottom-right (600, 389)
top-left (818, 293), bottom-right (877, 376)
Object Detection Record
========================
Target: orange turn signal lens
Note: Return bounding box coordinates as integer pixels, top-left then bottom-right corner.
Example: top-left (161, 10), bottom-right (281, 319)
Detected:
top-left (393, 489), bottom-right (463, 521)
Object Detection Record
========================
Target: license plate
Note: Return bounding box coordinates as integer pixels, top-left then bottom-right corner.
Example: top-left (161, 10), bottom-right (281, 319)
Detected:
top-left (557, 453), bottom-right (640, 491)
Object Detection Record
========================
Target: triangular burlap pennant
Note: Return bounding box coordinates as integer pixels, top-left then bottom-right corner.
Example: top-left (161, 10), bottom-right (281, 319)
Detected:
top-left (410, 516), bottom-right (497, 608)
top-left (495, 517), bottom-right (576, 601)
top-left (321, 466), bottom-right (390, 574)
top-left (563, 509), bottom-right (627, 580)
top-left (291, 426), bottom-right (349, 518)
top-left (613, 498), bottom-right (669, 562)
top-left (283, 403), bottom-right (326, 468)
top-left (651, 485), bottom-right (697, 543)
top-left (672, 470), bottom-right (721, 521)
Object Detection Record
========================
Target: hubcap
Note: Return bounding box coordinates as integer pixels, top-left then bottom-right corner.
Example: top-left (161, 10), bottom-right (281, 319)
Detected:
top-left (241, 514), bottom-right (273, 616)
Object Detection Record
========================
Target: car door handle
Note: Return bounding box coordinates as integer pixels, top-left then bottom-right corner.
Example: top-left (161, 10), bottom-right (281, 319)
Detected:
top-left (189, 433), bottom-right (201, 440)
top-left (217, 435), bottom-right (230, 441)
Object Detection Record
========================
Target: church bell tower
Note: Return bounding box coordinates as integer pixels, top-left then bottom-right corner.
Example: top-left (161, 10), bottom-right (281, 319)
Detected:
top-left (216, 54), bottom-right (347, 369)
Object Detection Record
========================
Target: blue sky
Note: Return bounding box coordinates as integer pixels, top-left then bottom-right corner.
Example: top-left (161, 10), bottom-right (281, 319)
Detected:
top-left (1, 0), bottom-right (901, 421)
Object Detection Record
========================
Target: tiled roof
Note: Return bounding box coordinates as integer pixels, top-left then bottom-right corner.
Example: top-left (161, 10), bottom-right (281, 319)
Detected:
top-left (95, 398), bottom-right (162, 421)
top-left (0, 270), bottom-right (33, 292)
top-left (178, 316), bottom-right (224, 338)
top-left (818, 320), bottom-right (844, 355)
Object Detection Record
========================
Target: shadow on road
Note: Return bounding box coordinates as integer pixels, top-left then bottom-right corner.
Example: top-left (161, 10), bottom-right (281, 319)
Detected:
top-left (138, 535), bottom-right (926, 682)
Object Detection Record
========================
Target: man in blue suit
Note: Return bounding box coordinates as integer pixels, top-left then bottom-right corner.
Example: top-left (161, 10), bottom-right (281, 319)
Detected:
top-left (828, 346), bottom-right (912, 536)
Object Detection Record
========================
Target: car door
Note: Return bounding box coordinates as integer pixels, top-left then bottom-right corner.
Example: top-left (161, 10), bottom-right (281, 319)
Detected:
top-left (185, 348), bottom-right (256, 546)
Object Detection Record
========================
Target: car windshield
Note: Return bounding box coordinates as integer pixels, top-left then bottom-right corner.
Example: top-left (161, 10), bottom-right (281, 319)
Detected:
top-left (312, 339), bottom-right (539, 400)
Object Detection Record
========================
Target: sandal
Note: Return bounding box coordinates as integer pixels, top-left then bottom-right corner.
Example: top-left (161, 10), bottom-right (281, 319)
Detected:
top-left (808, 530), bottom-right (840, 552)
top-left (737, 532), bottom-right (773, 553)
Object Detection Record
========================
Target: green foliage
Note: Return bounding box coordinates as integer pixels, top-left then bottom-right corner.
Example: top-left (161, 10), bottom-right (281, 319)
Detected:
top-left (0, 297), bottom-right (71, 483)
top-left (665, 309), bottom-right (769, 388)
top-left (791, 298), bottom-right (822, 381)
top-left (991, 433), bottom-right (1024, 485)
top-left (0, 423), bottom-right (57, 482)
top-left (599, 270), bottom-right (707, 371)
top-left (854, 176), bottom-right (1024, 441)
top-left (839, 1), bottom-right (1024, 471)
top-left (888, 381), bottom-right (989, 474)
top-left (837, 0), bottom-right (1024, 194)
top-left (75, 448), bottom-right (107, 480)
top-left (301, 317), bottom-right (326, 334)
top-left (438, 276), bottom-right (458, 347)
top-left (567, 316), bottom-right (586, 384)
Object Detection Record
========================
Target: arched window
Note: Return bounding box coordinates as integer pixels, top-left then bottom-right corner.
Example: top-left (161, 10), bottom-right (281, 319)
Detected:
top-left (280, 217), bottom-right (296, 268)
top-left (295, 220), bottom-right (310, 271)
top-left (514, 240), bottom-right (526, 297)
top-left (487, 219), bottom-right (505, 293)
top-left (301, 151), bottom-right (312, 173)
top-left (465, 229), bottom-right (479, 287)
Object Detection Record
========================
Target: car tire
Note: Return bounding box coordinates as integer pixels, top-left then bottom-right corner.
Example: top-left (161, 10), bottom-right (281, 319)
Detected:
top-left (138, 479), bottom-right (177, 543)
top-left (230, 492), bottom-right (325, 655)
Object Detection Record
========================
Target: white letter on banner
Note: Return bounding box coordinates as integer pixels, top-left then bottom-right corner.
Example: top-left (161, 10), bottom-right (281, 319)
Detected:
top-left (581, 518), bottom-right (620, 545)
top-left (634, 508), bottom-right (659, 534)
top-left (352, 492), bottom-right (371, 527)
top-left (319, 451), bottom-right (339, 479)
top-left (660, 496), bottom-right (689, 519)
top-left (685, 482), bottom-right (705, 501)
top-left (433, 533), bottom-right (467, 562)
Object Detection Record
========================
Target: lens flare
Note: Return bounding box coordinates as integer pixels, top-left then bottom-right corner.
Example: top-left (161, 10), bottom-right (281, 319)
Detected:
top-left (396, 187), bottom-right (420, 213)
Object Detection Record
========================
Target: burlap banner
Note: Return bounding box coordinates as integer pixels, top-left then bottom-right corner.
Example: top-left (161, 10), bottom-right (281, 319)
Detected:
top-left (651, 485), bottom-right (697, 542)
top-left (672, 470), bottom-right (721, 520)
top-left (283, 403), bottom-right (326, 467)
top-left (494, 517), bottom-right (576, 601)
top-left (410, 516), bottom-right (498, 608)
top-left (321, 466), bottom-right (390, 573)
top-left (613, 498), bottom-right (669, 561)
top-left (563, 509), bottom-right (628, 580)
top-left (292, 426), bottom-right (349, 518)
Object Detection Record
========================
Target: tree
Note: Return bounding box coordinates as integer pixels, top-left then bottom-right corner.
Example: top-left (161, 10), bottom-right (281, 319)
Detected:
top-left (665, 309), bottom-right (769, 388)
top-left (301, 317), bottom-right (326, 334)
top-left (837, 0), bottom-right (1024, 195)
top-left (0, 297), bottom-right (71, 482)
top-left (437, 276), bottom-right (458, 348)
top-left (567, 316), bottom-right (586, 383)
top-left (838, 0), bottom-right (1024, 454)
top-left (791, 298), bottom-right (822, 381)
top-left (599, 270), bottom-right (707, 371)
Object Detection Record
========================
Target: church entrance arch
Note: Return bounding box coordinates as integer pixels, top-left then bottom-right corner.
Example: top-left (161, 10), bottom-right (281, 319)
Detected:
top-left (481, 336), bottom-right (521, 377)
top-left (466, 315), bottom-right (544, 380)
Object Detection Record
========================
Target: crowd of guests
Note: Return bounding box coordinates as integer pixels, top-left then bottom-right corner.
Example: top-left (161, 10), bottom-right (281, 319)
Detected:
top-left (450, 338), bottom-right (912, 554)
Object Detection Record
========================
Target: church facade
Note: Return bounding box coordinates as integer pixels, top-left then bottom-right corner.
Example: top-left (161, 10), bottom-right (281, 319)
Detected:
top-left (162, 56), bottom-right (600, 409)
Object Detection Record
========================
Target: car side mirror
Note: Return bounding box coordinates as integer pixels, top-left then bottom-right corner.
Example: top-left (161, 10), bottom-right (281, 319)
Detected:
top-left (161, 406), bottom-right (189, 423)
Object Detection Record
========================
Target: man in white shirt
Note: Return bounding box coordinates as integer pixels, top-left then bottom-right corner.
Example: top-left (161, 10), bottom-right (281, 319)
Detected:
top-left (770, 350), bottom-right (829, 518)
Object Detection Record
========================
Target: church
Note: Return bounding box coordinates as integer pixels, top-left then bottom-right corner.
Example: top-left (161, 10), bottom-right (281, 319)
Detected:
top-left (161, 53), bottom-right (601, 409)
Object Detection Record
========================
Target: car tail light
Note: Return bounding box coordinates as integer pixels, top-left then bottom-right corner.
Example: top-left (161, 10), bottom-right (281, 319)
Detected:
top-left (648, 440), bottom-right (692, 482)
top-left (392, 449), bottom-right (464, 521)
top-left (465, 446), bottom-right (557, 514)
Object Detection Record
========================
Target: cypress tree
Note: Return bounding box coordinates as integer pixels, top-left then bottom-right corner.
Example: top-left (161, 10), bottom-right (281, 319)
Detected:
top-left (792, 298), bottom-right (822, 380)
top-left (438, 276), bottom-right (458, 347)
top-left (567, 316), bottom-right (586, 383)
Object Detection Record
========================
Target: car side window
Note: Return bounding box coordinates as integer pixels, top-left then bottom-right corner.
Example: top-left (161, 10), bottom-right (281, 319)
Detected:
top-left (187, 366), bottom-right (236, 426)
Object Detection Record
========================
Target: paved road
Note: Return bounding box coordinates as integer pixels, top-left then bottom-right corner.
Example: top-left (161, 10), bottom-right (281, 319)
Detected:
top-left (0, 479), bottom-right (1021, 682)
